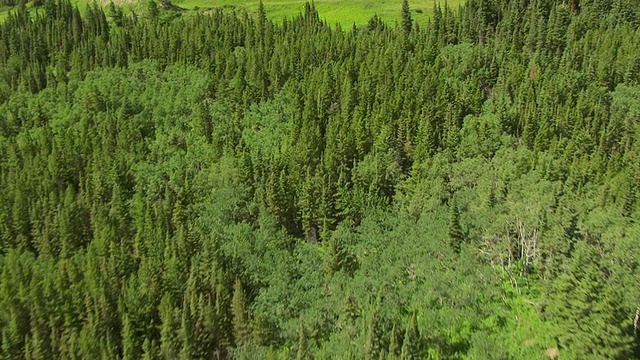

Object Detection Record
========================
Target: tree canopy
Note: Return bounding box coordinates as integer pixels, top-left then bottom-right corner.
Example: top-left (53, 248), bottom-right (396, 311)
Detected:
top-left (1, 0), bottom-right (640, 358)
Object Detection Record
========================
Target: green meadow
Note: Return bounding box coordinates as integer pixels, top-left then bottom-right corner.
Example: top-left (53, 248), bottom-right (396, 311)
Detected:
top-left (1, 0), bottom-right (464, 26)
top-left (173, 0), bottom-right (461, 26)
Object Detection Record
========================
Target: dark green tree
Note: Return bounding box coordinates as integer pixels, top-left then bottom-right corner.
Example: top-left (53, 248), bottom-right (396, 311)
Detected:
top-left (401, 0), bottom-right (413, 36)
top-left (296, 317), bottom-right (311, 360)
top-left (400, 312), bottom-right (421, 360)
top-left (449, 198), bottom-right (464, 253)
top-left (231, 278), bottom-right (250, 346)
top-left (365, 301), bottom-right (384, 360)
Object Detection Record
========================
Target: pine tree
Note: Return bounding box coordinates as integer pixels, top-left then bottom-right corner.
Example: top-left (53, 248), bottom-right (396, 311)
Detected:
top-left (325, 232), bottom-right (347, 274)
top-left (623, 168), bottom-right (637, 217)
top-left (365, 303), bottom-right (383, 360)
top-left (546, 242), bottom-right (634, 358)
top-left (296, 317), bottom-right (311, 360)
top-left (141, 338), bottom-right (158, 360)
top-left (388, 324), bottom-right (400, 360)
top-left (401, 0), bottom-right (413, 36)
top-left (299, 168), bottom-right (319, 242)
top-left (178, 296), bottom-right (195, 360)
top-left (28, 273), bottom-right (51, 360)
top-left (400, 312), bottom-right (421, 360)
top-left (258, 0), bottom-right (267, 36)
top-left (146, 0), bottom-right (159, 20)
top-left (449, 198), bottom-right (464, 253)
top-left (400, 311), bottom-right (421, 360)
top-left (121, 314), bottom-right (137, 360)
top-left (214, 276), bottom-right (232, 351)
top-left (59, 185), bottom-right (86, 257)
top-left (231, 278), bottom-right (250, 346)
top-left (159, 294), bottom-right (180, 359)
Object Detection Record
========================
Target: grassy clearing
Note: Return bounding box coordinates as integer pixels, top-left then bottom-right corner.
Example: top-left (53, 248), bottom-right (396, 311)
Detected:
top-left (174, 0), bottom-right (465, 26)
top-left (0, 0), bottom-right (464, 27)
top-left (0, 0), bottom-right (141, 22)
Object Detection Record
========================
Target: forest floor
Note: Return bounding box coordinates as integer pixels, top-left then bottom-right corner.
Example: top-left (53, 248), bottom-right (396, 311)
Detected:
top-left (0, 0), bottom-right (464, 26)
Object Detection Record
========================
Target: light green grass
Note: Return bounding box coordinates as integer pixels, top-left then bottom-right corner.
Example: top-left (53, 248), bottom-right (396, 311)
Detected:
top-left (0, 0), bottom-right (141, 24)
top-left (174, 0), bottom-right (464, 26)
top-left (0, 0), bottom-right (463, 27)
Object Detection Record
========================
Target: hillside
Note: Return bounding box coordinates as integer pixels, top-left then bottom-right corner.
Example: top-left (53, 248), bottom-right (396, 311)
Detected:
top-left (0, 0), bottom-right (462, 25)
top-left (1, 0), bottom-right (640, 359)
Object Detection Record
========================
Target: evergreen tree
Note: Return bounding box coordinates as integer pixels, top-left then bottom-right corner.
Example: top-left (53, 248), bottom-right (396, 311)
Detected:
top-left (296, 317), bottom-right (311, 360)
top-left (159, 294), bottom-right (180, 359)
top-left (623, 167), bottom-right (637, 217)
top-left (121, 314), bottom-right (137, 360)
top-left (388, 324), bottom-right (400, 360)
top-left (325, 232), bottom-right (347, 274)
top-left (400, 312), bottom-right (421, 360)
top-left (366, 302), bottom-right (383, 360)
top-left (546, 242), bottom-right (634, 358)
top-left (449, 198), bottom-right (464, 253)
top-left (146, 0), bottom-right (159, 20)
top-left (401, 0), bottom-right (413, 36)
top-left (231, 278), bottom-right (250, 346)
top-left (178, 296), bottom-right (195, 359)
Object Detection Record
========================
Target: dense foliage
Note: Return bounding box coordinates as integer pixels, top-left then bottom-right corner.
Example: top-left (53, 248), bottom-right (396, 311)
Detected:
top-left (1, 0), bottom-right (640, 358)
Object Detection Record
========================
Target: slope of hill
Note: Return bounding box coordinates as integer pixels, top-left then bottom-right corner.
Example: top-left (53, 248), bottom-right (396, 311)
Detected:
top-left (171, 0), bottom-right (447, 25)
top-left (0, 0), bottom-right (462, 26)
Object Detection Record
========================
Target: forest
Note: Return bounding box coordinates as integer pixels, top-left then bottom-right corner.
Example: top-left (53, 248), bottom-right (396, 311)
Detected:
top-left (1, 0), bottom-right (640, 358)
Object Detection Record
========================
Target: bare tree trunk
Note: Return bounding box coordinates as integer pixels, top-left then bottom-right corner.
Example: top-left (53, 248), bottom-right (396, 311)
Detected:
top-left (516, 218), bottom-right (539, 277)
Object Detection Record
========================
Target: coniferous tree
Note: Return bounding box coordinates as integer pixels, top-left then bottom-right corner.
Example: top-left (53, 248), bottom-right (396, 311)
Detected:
top-left (400, 312), bottom-right (421, 360)
top-left (366, 302), bottom-right (383, 360)
top-left (146, 0), bottom-right (159, 20)
top-left (178, 296), bottom-right (195, 360)
top-left (325, 232), bottom-right (347, 274)
top-left (388, 324), bottom-right (400, 360)
top-left (449, 198), bottom-right (464, 253)
top-left (296, 317), bottom-right (311, 360)
top-left (121, 314), bottom-right (137, 360)
top-left (231, 278), bottom-right (250, 347)
top-left (159, 294), bottom-right (180, 359)
top-left (401, 0), bottom-right (412, 36)
top-left (623, 167), bottom-right (637, 217)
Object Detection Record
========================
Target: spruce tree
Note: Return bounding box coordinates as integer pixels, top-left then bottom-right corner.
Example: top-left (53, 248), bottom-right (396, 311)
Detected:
top-left (147, 0), bottom-right (159, 20)
top-left (365, 302), bottom-right (383, 360)
top-left (623, 168), bottom-right (637, 217)
top-left (159, 294), bottom-right (180, 359)
top-left (401, 0), bottom-right (413, 36)
top-left (400, 312), bottom-right (420, 360)
top-left (296, 317), bottom-right (311, 360)
top-left (449, 198), bottom-right (464, 253)
top-left (388, 324), bottom-right (400, 359)
top-left (121, 314), bottom-right (137, 360)
top-left (231, 278), bottom-right (250, 346)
